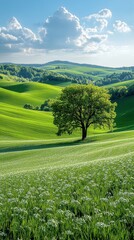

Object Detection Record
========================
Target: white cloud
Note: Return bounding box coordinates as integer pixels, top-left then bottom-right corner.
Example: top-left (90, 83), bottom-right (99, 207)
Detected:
top-left (22, 27), bottom-right (37, 41)
top-left (8, 17), bottom-right (22, 30)
top-left (84, 34), bottom-right (108, 53)
top-left (97, 9), bottom-right (112, 19)
top-left (113, 20), bottom-right (131, 33)
top-left (39, 7), bottom-right (108, 53)
top-left (88, 34), bottom-right (107, 43)
top-left (0, 8), bottom-right (111, 58)
top-left (85, 9), bottom-right (112, 32)
top-left (97, 19), bottom-right (108, 31)
top-left (40, 7), bottom-right (84, 49)
top-left (85, 9), bottom-right (112, 20)
top-left (0, 17), bottom-right (40, 53)
top-left (0, 32), bottom-right (18, 43)
top-left (107, 31), bottom-right (114, 35)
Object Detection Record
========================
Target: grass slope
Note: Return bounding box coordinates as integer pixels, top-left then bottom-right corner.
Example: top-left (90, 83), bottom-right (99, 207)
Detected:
top-left (0, 130), bottom-right (133, 175)
top-left (0, 78), bottom-right (134, 140)
top-left (0, 131), bottom-right (133, 239)
top-left (115, 95), bottom-right (134, 131)
top-left (105, 79), bottom-right (134, 88)
top-left (0, 81), bottom-right (61, 107)
top-left (41, 61), bottom-right (129, 82)
top-left (0, 103), bottom-right (57, 140)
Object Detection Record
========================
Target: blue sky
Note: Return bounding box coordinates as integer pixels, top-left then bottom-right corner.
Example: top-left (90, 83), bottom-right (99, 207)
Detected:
top-left (0, 0), bottom-right (134, 66)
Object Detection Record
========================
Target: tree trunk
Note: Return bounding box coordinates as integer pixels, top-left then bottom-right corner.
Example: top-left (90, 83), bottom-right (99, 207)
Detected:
top-left (82, 127), bottom-right (87, 140)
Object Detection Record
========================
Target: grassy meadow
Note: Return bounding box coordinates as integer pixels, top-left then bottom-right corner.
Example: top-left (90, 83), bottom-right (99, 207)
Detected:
top-left (0, 131), bottom-right (134, 239)
top-left (0, 64), bottom-right (134, 239)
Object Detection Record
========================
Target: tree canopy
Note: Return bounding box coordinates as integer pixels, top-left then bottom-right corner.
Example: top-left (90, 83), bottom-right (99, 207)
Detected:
top-left (52, 84), bottom-right (117, 140)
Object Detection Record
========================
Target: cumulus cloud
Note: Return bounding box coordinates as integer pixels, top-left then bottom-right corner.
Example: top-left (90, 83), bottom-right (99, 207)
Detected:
top-left (39, 7), bottom-right (84, 49)
top-left (113, 20), bottom-right (131, 33)
top-left (0, 32), bottom-right (18, 43)
top-left (85, 9), bottom-right (112, 32)
top-left (86, 8), bottom-right (112, 20)
top-left (0, 7), bottom-right (109, 55)
top-left (0, 17), bottom-right (40, 53)
top-left (84, 34), bottom-right (108, 53)
top-left (8, 17), bottom-right (22, 30)
top-left (88, 34), bottom-right (107, 43)
top-left (39, 7), bottom-right (108, 54)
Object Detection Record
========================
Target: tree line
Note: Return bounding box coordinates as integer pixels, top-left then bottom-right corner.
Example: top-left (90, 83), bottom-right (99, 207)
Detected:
top-left (108, 84), bottom-right (134, 101)
top-left (0, 64), bottom-right (134, 87)
top-left (96, 72), bottom-right (134, 86)
top-left (24, 99), bottom-right (52, 112)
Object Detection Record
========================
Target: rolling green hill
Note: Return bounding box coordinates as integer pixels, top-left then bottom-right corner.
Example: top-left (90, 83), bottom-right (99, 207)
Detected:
top-left (0, 81), bottom-right (61, 107)
top-left (0, 103), bottom-right (57, 140)
top-left (1, 61), bottom-right (134, 86)
top-left (105, 79), bottom-right (134, 88)
top-left (0, 130), bottom-right (134, 175)
top-left (0, 80), bottom-right (62, 140)
top-left (0, 78), bottom-right (134, 140)
top-left (42, 61), bottom-right (129, 83)
top-left (0, 64), bottom-right (134, 140)
top-left (115, 95), bottom-right (134, 131)
top-left (0, 63), bottom-right (134, 240)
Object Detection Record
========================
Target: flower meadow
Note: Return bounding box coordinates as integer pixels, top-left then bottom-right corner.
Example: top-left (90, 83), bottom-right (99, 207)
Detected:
top-left (0, 155), bottom-right (134, 240)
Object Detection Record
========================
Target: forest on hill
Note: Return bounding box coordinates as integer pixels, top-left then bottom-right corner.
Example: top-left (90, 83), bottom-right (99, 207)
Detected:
top-left (0, 62), bottom-right (134, 86)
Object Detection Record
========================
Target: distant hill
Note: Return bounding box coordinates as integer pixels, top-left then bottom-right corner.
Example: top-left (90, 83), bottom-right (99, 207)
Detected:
top-left (42, 60), bottom-right (112, 69)
top-left (1, 60), bottom-right (134, 70)
top-left (0, 60), bottom-right (134, 88)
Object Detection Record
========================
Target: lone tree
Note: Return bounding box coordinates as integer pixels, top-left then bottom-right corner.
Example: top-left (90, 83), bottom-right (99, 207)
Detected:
top-left (52, 84), bottom-right (117, 140)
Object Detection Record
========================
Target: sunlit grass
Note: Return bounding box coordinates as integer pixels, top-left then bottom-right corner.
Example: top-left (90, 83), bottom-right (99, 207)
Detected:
top-left (0, 133), bottom-right (134, 239)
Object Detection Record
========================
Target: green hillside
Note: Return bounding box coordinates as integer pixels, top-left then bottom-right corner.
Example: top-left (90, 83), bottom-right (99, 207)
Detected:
top-left (0, 64), bottom-right (134, 240)
top-left (0, 82), bottom-right (134, 140)
top-left (115, 95), bottom-right (134, 131)
top-left (0, 130), bottom-right (133, 239)
top-left (0, 80), bottom-right (62, 140)
top-left (0, 103), bottom-right (57, 140)
top-left (105, 79), bottom-right (134, 88)
top-left (42, 61), bottom-right (128, 83)
top-left (0, 81), bottom-right (61, 107)
top-left (0, 66), bottom-right (134, 140)
top-left (1, 61), bottom-right (133, 86)
top-left (0, 130), bottom-right (133, 175)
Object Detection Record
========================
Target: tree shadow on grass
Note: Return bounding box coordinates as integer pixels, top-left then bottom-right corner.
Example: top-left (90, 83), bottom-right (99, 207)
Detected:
top-left (113, 125), bottom-right (134, 132)
top-left (0, 138), bottom-right (97, 153)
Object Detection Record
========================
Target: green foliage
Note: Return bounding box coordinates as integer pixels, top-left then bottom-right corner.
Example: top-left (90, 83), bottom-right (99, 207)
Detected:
top-left (0, 64), bottom-right (43, 82)
top-left (96, 72), bottom-right (134, 86)
top-left (127, 84), bottom-right (134, 96)
top-left (24, 103), bottom-right (34, 110)
top-left (52, 84), bottom-right (116, 140)
top-left (23, 99), bottom-right (53, 112)
top-left (109, 86), bottom-right (128, 100)
top-left (108, 84), bottom-right (134, 101)
top-left (115, 95), bottom-right (134, 131)
top-left (40, 99), bottom-right (53, 111)
top-left (41, 71), bottom-right (72, 84)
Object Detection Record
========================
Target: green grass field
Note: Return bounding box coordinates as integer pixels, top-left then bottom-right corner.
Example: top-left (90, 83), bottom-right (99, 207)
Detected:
top-left (105, 79), bottom-right (134, 88)
top-left (0, 73), bottom-right (134, 239)
top-left (0, 131), bottom-right (134, 239)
